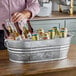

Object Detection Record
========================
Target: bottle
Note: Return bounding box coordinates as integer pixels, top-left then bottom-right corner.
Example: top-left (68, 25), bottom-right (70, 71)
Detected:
top-left (2, 24), bottom-right (10, 38)
top-left (7, 26), bottom-right (13, 33)
top-left (56, 29), bottom-right (62, 38)
top-left (14, 22), bottom-right (22, 35)
top-left (27, 20), bottom-right (33, 33)
top-left (22, 26), bottom-right (29, 38)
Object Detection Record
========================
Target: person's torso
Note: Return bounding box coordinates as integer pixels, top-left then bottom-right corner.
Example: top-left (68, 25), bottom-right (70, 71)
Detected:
top-left (0, 0), bottom-right (26, 29)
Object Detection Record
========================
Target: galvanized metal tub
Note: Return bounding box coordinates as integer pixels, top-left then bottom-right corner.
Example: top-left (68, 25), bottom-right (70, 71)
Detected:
top-left (5, 35), bottom-right (72, 63)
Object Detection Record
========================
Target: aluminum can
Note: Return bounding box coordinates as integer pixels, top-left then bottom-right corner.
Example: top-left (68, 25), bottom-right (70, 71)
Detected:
top-left (32, 34), bottom-right (39, 40)
top-left (52, 27), bottom-right (57, 35)
top-left (48, 30), bottom-right (55, 39)
top-left (38, 28), bottom-right (44, 37)
top-left (43, 33), bottom-right (50, 40)
top-left (60, 28), bottom-right (68, 38)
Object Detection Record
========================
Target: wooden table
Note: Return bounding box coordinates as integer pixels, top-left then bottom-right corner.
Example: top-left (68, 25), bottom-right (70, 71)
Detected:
top-left (0, 45), bottom-right (76, 76)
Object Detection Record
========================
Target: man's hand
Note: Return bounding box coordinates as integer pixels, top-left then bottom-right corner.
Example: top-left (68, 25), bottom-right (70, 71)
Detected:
top-left (12, 10), bottom-right (32, 23)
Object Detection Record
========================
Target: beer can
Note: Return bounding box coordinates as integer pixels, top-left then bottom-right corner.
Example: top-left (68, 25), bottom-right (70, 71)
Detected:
top-left (48, 30), bottom-right (55, 39)
top-left (37, 28), bottom-right (44, 37)
top-left (52, 27), bottom-right (57, 35)
top-left (43, 33), bottom-right (50, 40)
top-left (60, 28), bottom-right (68, 38)
top-left (32, 34), bottom-right (39, 40)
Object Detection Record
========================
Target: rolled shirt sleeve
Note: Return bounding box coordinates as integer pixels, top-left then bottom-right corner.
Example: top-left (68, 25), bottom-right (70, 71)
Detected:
top-left (25, 0), bottom-right (40, 18)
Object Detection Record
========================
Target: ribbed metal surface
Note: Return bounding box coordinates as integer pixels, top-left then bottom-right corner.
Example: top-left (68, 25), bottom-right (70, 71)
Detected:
top-left (5, 35), bottom-right (72, 63)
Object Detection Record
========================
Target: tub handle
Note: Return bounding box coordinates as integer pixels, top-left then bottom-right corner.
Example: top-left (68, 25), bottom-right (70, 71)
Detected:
top-left (4, 39), bottom-right (8, 48)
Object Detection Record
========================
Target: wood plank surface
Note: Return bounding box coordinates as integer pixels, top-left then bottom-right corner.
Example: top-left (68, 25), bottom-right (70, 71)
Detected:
top-left (0, 45), bottom-right (76, 76)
